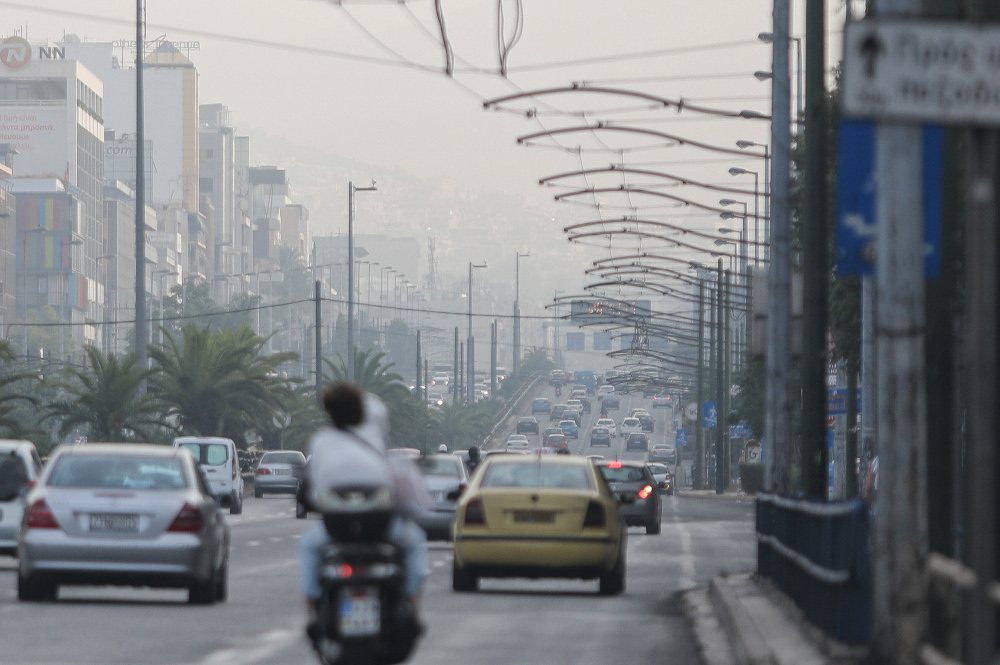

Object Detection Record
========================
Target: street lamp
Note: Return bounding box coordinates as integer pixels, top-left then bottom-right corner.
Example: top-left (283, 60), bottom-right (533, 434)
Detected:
top-left (758, 31), bottom-right (803, 123)
top-left (736, 140), bottom-right (770, 264)
top-left (514, 251), bottom-right (530, 377)
top-left (347, 180), bottom-right (377, 381)
top-left (727, 168), bottom-right (760, 270)
top-left (468, 261), bottom-right (487, 404)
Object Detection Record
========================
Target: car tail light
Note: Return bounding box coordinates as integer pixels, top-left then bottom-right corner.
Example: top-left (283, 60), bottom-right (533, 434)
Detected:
top-left (24, 479), bottom-right (37, 490)
top-left (338, 563), bottom-right (353, 578)
top-left (583, 501), bottom-right (605, 528)
top-left (25, 498), bottom-right (58, 529)
top-left (607, 461), bottom-right (623, 469)
top-left (464, 498), bottom-right (486, 526)
top-left (232, 456), bottom-right (238, 480)
top-left (256, 467), bottom-right (272, 475)
top-left (638, 485), bottom-right (654, 500)
top-left (168, 502), bottom-right (205, 533)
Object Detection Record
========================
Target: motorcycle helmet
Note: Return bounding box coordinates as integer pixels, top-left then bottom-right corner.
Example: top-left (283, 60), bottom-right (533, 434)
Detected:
top-left (438, 444), bottom-right (448, 453)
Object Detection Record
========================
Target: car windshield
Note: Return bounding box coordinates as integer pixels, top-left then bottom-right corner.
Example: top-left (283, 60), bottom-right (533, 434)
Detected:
top-left (481, 462), bottom-right (592, 489)
top-left (260, 452), bottom-right (304, 465)
top-left (48, 455), bottom-right (188, 490)
top-left (599, 466), bottom-right (645, 483)
top-left (416, 456), bottom-right (461, 477)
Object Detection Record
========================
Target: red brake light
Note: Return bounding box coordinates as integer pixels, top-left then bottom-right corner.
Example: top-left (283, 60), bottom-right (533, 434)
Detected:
top-left (232, 456), bottom-right (238, 480)
top-left (464, 498), bottom-right (486, 526)
top-left (24, 479), bottom-right (37, 490)
top-left (583, 501), bottom-right (605, 528)
top-left (338, 564), bottom-right (353, 578)
top-left (25, 498), bottom-right (58, 529)
top-left (607, 461), bottom-right (623, 469)
top-left (168, 502), bottom-right (205, 533)
top-left (256, 467), bottom-right (272, 475)
top-left (638, 485), bottom-right (653, 500)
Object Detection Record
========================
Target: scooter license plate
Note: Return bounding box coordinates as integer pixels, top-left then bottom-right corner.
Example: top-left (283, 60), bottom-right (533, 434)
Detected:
top-left (339, 587), bottom-right (381, 637)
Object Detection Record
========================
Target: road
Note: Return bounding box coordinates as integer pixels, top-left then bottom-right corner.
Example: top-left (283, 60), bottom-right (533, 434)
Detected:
top-left (0, 386), bottom-right (754, 665)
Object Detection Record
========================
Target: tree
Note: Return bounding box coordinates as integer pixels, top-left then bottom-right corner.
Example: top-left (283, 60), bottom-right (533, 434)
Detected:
top-left (428, 401), bottom-right (492, 451)
top-left (45, 347), bottom-right (164, 442)
top-left (254, 385), bottom-right (328, 452)
top-left (150, 325), bottom-right (298, 448)
top-left (520, 347), bottom-right (555, 377)
top-left (0, 340), bottom-right (41, 441)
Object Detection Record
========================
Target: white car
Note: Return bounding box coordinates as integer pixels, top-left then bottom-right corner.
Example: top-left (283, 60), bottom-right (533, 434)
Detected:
top-left (620, 418), bottom-right (643, 438)
top-left (597, 384), bottom-right (616, 398)
top-left (595, 418), bottom-right (618, 437)
top-left (0, 440), bottom-right (43, 557)
top-left (505, 435), bottom-right (530, 451)
top-left (431, 373), bottom-right (451, 388)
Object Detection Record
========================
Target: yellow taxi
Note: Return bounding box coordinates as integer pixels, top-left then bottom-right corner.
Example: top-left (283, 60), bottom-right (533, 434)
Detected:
top-left (451, 454), bottom-right (627, 595)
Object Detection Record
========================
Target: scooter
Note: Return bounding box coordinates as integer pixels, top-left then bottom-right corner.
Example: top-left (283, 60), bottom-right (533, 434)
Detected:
top-left (555, 386), bottom-right (562, 397)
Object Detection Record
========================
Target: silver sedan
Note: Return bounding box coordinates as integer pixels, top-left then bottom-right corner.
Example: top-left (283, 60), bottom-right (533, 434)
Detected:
top-left (17, 443), bottom-right (230, 604)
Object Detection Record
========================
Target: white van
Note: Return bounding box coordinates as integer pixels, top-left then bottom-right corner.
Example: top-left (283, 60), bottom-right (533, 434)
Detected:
top-left (173, 436), bottom-right (243, 514)
top-left (0, 440), bottom-right (43, 556)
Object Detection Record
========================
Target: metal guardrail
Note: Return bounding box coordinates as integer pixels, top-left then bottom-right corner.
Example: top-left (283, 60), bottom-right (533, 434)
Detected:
top-left (481, 373), bottom-right (544, 451)
top-left (756, 492), bottom-right (872, 645)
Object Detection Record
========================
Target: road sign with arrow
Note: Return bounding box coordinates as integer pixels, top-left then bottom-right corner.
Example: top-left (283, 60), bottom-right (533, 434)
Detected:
top-left (844, 19), bottom-right (1000, 126)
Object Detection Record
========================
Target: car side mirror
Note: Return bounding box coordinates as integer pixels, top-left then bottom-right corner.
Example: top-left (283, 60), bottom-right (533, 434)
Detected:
top-left (617, 492), bottom-right (636, 505)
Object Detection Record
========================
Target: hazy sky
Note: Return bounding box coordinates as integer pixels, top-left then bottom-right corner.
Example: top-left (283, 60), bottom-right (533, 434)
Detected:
top-left (2, 0), bottom-right (849, 215)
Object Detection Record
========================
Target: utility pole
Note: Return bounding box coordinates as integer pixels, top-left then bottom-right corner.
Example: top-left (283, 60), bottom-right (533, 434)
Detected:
top-left (415, 330), bottom-right (422, 399)
top-left (695, 279), bottom-right (705, 489)
top-left (872, 0), bottom-right (928, 660)
top-left (716, 260), bottom-right (725, 494)
top-left (490, 320), bottom-right (497, 399)
top-left (514, 251), bottom-right (529, 378)
top-left (801, 0), bottom-right (829, 498)
top-left (134, 0), bottom-right (147, 372)
top-left (315, 280), bottom-right (322, 400)
top-left (709, 279), bottom-right (718, 489)
top-left (467, 261), bottom-right (486, 405)
top-left (723, 269), bottom-right (732, 491)
top-left (766, 0), bottom-right (793, 494)
top-left (453, 327), bottom-right (459, 403)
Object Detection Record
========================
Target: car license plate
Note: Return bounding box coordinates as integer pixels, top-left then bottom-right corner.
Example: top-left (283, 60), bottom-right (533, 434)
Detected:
top-left (89, 513), bottom-right (139, 533)
top-left (512, 510), bottom-right (555, 524)
top-left (275, 468), bottom-right (292, 475)
top-left (339, 587), bottom-right (380, 637)
top-left (431, 490), bottom-right (446, 502)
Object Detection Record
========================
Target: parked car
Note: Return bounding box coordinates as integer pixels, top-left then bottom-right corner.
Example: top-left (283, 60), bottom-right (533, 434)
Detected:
top-left (625, 433), bottom-right (650, 452)
top-left (18, 443), bottom-right (231, 603)
top-left (595, 459), bottom-right (661, 534)
top-left (451, 454), bottom-right (627, 594)
top-left (414, 454), bottom-right (469, 540)
top-left (646, 462), bottom-right (674, 495)
top-left (253, 450), bottom-right (306, 498)
top-left (0, 440), bottom-right (43, 557)
top-left (531, 398), bottom-right (551, 414)
top-left (589, 427), bottom-right (612, 447)
top-left (516, 416), bottom-right (540, 435)
top-left (559, 419), bottom-right (579, 439)
top-left (173, 437), bottom-right (244, 515)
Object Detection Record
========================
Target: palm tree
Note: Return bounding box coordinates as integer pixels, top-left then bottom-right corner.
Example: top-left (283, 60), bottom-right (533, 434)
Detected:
top-left (520, 347), bottom-right (555, 377)
top-left (429, 402), bottom-right (493, 451)
top-left (256, 385), bottom-right (328, 452)
top-left (150, 325), bottom-right (298, 447)
top-left (45, 346), bottom-right (164, 442)
top-left (0, 340), bottom-right (40, 439)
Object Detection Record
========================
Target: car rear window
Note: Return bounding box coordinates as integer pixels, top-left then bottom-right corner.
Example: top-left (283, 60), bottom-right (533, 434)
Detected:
top-left (481, 462), bottom-right (592, 489)
top-left (416, 456), bottom-right (461, 477)
top-left (647, 463), bottom-right (668, 474)
top-left (261, 452), bottom-right (304, 465)
top-left (48, 455), bottom-right (187, 490)
top-left (599, 466), bottom-right (645, 483)
top-left (179, 443), bottom-right (229, 465)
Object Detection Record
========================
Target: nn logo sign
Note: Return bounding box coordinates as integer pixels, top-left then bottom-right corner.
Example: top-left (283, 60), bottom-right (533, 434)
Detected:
top-left (0, 36), bottom-right (31, 70)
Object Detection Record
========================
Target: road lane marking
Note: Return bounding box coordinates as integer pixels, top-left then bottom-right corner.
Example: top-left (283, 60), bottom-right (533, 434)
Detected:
top-left (198, 627), bottom-right (301, 665)
top-left (668, 494), bottom-right (697, 590)
top-left (246, 540), bottom-right (261, 547)
top-left (232, 556), bottom-right (300, 580)
top-left (270, 537), bottom-right (283, 543)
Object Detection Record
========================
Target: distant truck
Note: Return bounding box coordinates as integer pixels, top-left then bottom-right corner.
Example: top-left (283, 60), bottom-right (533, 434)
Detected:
top-left (574, 370), bottom-right (598, 394)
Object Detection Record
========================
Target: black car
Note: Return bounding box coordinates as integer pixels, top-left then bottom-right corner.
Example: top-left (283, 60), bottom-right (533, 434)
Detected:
top-left (625, 433), bottom-right (649, 452)
top-left (576, 395), bottom-right (592, 413)
top-left (516, 416), bottom-right (540, 434)
top-left (600, 395), bottom-right (620, 411)
top-left (637, 414), bottom-right (654, 433)
top-left (590, 427), bottom-right (612, 447)
top-left (596, 460), bottom-right (661, 534)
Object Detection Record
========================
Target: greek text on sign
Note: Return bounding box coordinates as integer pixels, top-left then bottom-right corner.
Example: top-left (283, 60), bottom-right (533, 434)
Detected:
top-left (843, 19), bottom-right (1000, 126)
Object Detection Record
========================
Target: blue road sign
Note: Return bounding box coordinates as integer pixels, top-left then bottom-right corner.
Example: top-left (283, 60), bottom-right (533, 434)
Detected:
top-left (729, 422), bottom-right (751, 439)
top-left (703, 401), bottom-right (718, 429)
top-left (835, 119), bottom-right (943, 277)
top-left (827, 387), bottom-right (863, 416)
top-left (676, 429), bottom-right (689, 447)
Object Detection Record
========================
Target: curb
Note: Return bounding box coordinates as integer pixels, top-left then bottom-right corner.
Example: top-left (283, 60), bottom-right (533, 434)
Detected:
top-left (709, 575), bottom-right (776, 665)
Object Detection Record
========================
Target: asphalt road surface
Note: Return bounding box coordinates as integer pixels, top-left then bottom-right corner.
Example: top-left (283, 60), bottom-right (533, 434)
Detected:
top-left (0, 388), bottom-right (754, 665)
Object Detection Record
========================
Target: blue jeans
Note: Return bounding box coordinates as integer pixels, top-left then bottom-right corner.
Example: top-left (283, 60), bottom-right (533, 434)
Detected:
top-left (299, 516), bottom-right (428, 600)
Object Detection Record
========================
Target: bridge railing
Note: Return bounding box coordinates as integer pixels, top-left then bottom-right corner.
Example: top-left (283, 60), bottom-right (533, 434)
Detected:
top-left (756, 492), bottom-right (872, 645)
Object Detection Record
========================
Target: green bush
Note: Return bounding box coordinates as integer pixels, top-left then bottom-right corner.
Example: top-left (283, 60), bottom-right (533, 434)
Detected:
top-left (739, 463), bottom-right (764, 495)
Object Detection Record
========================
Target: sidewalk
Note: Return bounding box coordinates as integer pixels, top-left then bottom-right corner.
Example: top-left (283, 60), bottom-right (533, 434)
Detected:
top-left (686, 572), bottom-right (869, 665)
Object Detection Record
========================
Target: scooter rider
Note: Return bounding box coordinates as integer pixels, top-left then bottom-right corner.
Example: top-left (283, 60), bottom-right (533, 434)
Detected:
top-left (299, 382), bottom-right (431, 638)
